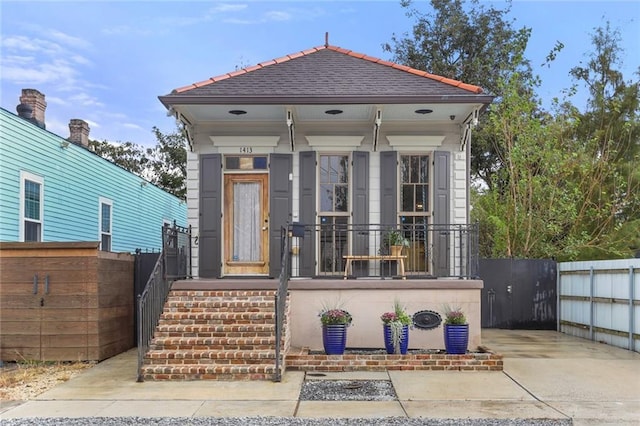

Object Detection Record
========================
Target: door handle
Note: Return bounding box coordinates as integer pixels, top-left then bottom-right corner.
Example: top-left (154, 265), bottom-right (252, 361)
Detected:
top-left (45, 274), bottom-right (50, 294)
top-left (33, 274), bottom-right (38, 294)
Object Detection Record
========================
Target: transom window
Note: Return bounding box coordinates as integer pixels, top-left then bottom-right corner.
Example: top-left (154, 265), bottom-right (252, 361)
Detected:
top-left (20, 172), bottom-right (43, 242)
top-left (225, 156), bottom-right (267, 170)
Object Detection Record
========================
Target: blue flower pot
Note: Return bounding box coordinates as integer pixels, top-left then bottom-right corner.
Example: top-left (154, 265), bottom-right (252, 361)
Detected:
top-left (383, 324), bottom-right (409, 354)
top-left (444, 324), bottom-right (469, 354)
top-left (322, 324), bottom-right (347, 355)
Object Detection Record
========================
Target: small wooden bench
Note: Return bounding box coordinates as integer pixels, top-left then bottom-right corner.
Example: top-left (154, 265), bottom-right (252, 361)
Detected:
top-left (343, 255), bottom-right (407, 279)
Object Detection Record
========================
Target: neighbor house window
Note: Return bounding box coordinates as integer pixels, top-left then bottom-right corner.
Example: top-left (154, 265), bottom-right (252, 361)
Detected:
top-left (399, 154), bottom-right (430, 273)
top-left (318, 154), bottom-right (349, 274)
top-left (99, 197), bottom-right (112, 251)
top-left (20, 171), bottom-right (43, 242)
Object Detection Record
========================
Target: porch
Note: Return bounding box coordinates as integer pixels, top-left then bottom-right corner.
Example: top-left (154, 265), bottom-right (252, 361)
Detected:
top-left (283, 222), bottom-right (479, 280)
top-left (171, 278), bottom-right (483, 355)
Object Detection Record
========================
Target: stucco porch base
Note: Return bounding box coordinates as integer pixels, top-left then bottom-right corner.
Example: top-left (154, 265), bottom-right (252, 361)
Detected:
top-left (172, 278), bottom-right (483, 352)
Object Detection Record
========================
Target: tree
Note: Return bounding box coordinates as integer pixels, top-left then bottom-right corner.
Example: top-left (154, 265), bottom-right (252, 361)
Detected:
top-left (146, 126), bottom-right (187, 200)
top-left (384, 0), bottom-right (534, 189)
top-left (88, 140), bottom-right (149, 175)
top-left (472, 23), bottom-right (639, 260)
top-left (560, 22), bottom-right (640, 259)
top-left (89, 126), bottom-right (187, 199)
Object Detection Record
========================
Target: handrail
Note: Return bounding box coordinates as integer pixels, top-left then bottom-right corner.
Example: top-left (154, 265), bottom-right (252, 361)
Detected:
top-left (274, 226), bottom-right (291, 382)
top-left (137, 222), bottom-right (191, 382)
top-left (137, 254), bottom-right (170, 382)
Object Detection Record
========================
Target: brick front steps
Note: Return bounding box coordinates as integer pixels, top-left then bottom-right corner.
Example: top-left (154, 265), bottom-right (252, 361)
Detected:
top-left (141, 289), bottom-right (285, 381)
top-left (286, 347), bottom-right (503, 372)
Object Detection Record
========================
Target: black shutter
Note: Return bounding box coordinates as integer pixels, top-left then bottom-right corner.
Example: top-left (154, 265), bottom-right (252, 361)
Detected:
top-left (299, 151), bottom-right (316, 276)
top-left (199, 154), bottom-right (222, 278)
top-left (352, 151), bottom-right (369, 276)
top-left (433, 150), bottom-right (450, 277)
top-left (380, 151), bottom-right (397, 227)
top-left (269, 153), bottom-right (292, 277)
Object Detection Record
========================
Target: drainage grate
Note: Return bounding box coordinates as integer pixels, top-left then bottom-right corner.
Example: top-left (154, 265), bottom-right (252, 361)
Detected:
top-left (299, 380), bottom-right (397, 401)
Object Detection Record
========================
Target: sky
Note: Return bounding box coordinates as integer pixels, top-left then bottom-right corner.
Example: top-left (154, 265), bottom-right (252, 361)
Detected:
top-left (1, 0), bottom-right (638, 147)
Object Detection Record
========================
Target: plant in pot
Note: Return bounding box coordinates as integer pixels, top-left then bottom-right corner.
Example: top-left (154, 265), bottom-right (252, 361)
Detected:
top-left (442, 304), bottom-right (468, 355)
top-left (319, 304), bottom-right (353, 355)
top-left (380, 300), bottom-right (412, 354)
top-left (384, 230), bottom-right (410, 256)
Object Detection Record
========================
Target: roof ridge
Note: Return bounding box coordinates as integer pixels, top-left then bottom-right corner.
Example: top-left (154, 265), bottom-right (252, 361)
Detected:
top-left (172, 45), bottom-right (483, 95)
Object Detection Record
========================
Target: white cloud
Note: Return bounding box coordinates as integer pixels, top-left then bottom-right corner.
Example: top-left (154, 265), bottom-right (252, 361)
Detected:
top-left (210, 4), bottom-right (248, 13)
top-left (68, 92), bottom-right (104, 107)
top-left (48, 29), bottom-right (91, 49)
top-left (123, 122), bottom-right (144, 131)
top-left (264, 11), bottom-right (292, 22)
top-left (101, 25), bottom-right (155, 37)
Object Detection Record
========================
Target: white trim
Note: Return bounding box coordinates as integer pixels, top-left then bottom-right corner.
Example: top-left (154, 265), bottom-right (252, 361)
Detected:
top-left (19, 171), bottom-right (44, 242)
top-left (305, 136), bottom-right (364, 149)
top-left (99, 197), bottom-right (113, 251)
top-left (386, 135), bottom-right (446, 150)
top-left (209, 136), bottom-right (280, 147)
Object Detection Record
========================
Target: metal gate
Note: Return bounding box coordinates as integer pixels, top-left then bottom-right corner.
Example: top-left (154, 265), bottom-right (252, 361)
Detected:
top-left (480, 258), bottom-right (557, 329)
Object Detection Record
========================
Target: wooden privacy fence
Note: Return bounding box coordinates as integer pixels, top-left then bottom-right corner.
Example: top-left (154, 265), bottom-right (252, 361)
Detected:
top-left (558, 258), bottom-right (639, 352)
top-left (0, 242), bottom-right (135, 362)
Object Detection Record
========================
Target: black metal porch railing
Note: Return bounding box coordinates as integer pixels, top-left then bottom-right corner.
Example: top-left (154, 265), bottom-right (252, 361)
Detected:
top-left (137, 222), bottom-right (191, 382)
top-left (289, 223), bottom-right (479, 279)
top-left (274, 226), bottom-right (291, 382)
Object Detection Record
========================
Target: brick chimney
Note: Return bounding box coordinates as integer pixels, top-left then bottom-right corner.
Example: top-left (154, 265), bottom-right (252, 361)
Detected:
top-left (19, 89), bottom-right (46, 129)
top-left (68, 119), bottom-right (90, 147)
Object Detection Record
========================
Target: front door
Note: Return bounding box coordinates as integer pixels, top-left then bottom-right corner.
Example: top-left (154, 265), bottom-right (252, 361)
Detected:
top-left (224, 173), bottom-right (269, 275)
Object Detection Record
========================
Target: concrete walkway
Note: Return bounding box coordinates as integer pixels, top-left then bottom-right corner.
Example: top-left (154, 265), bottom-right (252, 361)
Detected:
top-left (1, 330), bottom-right (638, 425)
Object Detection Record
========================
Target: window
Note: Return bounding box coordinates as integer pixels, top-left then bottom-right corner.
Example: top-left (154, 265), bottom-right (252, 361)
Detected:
top-left (99, 197), bottom-right (112, 251)
top-left (319, 154), bottom-right (349, 274)
top-left (399, 155), bottom-right (430, 273)
top-left (20, 172), bottom-right (43, 242)
top-left (225, 155), bottom-right (268, 170)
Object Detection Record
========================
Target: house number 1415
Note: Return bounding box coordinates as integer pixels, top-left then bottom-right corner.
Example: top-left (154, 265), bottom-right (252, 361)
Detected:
top-left (240, 147), bottom-right (252, 153)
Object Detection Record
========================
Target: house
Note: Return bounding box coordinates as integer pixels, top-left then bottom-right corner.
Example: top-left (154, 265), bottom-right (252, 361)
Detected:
top-left (140, 42), bottom-right (495, 380)
top-left (0, 89), bottom-right (188, 362)
top-left (0, 89), bottom-right (187, 251)
top-left (159, 43), bottom-right (492, 279)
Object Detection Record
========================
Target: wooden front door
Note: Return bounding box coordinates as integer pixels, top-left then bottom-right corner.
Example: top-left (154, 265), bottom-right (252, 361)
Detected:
top-left (224, 174), bottom-right (269, 275)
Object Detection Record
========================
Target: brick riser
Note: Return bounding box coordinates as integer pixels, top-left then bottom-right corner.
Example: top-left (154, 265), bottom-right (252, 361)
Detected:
top-left (142, 290), bottom-right (286, 381)
top-left (286, 347), bottom-right (503, 372)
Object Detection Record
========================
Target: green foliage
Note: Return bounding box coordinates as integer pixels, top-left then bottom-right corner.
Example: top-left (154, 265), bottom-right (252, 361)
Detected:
top-left (385, 230), bottom-right (410, 248)
top-left (380, 300), bottom-right (412, 326)
top-left (89, 125), bottom-right (187, 199)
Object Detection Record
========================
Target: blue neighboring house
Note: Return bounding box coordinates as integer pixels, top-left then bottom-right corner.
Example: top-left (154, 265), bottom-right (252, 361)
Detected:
top-left (0, 89), bottom-right (187, 252)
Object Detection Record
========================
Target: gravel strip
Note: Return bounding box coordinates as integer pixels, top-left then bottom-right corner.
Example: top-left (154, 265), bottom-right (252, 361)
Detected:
top-left (299, 379), bottom-right (397, 401)
top-left (2, 418), bottom-right (572, 426)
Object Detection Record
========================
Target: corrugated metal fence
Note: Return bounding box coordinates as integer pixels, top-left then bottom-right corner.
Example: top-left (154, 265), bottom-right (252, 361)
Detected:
top-left (558, 259), bottom-right (639, 352)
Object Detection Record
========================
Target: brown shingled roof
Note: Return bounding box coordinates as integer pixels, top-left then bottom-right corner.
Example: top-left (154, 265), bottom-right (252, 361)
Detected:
top-left (169, 45), bottom-right (484, 97)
